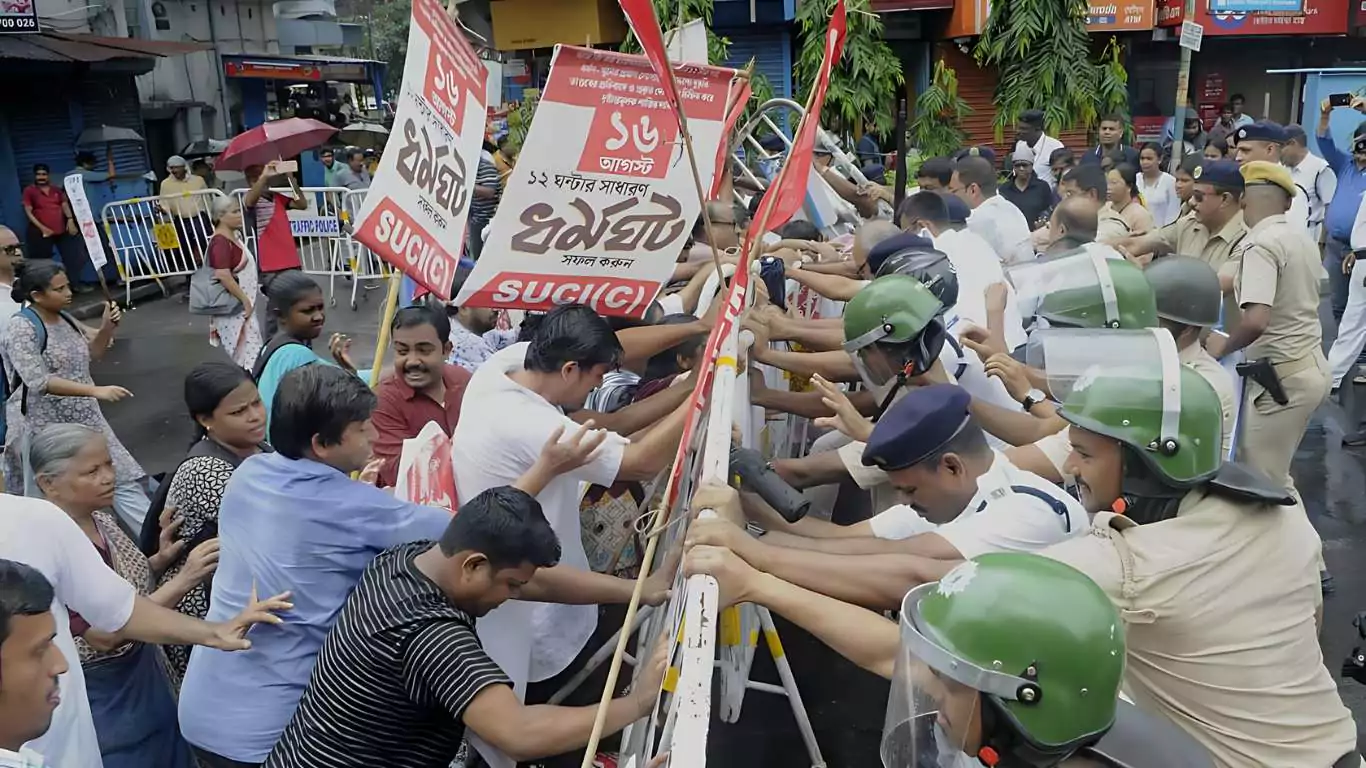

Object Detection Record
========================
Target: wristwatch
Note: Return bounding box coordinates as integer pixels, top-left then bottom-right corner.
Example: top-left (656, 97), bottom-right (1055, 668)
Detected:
top-left (1020, 388), bottom-right (1046, 412)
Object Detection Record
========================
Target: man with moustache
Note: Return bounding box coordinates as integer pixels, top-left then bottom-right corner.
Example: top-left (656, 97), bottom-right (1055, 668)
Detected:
top-left (370, 304), bottom-right (472, 489)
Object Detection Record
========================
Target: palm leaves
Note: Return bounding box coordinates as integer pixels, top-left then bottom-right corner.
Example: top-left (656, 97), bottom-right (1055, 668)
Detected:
top-left (911, 59), bottom-right (972, 161)
top-left (794, 0), bottom-right (905, 135)
top-left (975, 0), bottom-right (1128, 140)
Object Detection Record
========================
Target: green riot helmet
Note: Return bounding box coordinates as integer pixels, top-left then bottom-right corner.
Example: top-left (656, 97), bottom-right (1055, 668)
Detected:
top-left (1143, 255), bottom-right (1222, 328)
top-left (1007, 247), bottom-right (1157, 329)
top-left (883, 553), bottom-right (1125, 768)
top-left (843, 275), bottom-right (946, 389)
top-left (1044, 327), bottom-right (1224, 521)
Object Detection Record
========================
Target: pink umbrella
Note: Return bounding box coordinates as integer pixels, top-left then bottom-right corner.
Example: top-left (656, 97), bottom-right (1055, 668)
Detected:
top-left (215, 118), bottom-right (338, 171)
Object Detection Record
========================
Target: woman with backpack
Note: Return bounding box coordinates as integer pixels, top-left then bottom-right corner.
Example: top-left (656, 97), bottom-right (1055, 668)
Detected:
top-left (1, 260), bottom-right (149, 533)
top-left (138, 360), bottom-right (270, 681)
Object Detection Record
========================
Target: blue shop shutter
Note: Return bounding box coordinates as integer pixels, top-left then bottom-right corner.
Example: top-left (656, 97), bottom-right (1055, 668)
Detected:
top-left (8, 95), bottom-right (75, 193)
top-left (80, 77), bottom-right (151, 179)
top-left (724, 30), bottom-right (792, 101)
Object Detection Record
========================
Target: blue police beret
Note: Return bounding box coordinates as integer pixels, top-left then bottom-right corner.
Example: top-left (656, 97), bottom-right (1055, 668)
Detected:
top-left (1232, 120), bottom-right (1289, 146)
top-left (867, 232), bottom-right (937, 275)
top-left (942, 194), bottom-right (972, 224)
top-left (862, 384), bottom-right (972, 470)
top-left (1192, 159), bottom-right (1245, 190)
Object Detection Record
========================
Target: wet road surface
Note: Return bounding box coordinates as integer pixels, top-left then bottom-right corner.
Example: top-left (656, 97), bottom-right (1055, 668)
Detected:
top-left (91, 292), bottom-right (1366, 766)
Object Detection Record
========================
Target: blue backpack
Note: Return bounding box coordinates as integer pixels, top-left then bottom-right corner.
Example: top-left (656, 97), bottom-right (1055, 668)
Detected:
top-left (0, 306), bottom-right (81, 443)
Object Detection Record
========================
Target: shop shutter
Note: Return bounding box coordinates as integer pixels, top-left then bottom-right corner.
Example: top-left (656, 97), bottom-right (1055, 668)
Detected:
top-left (80, 77), bottom-right (151, 178)
top-left (933, 43), bottom-right (1090, 164)
top-left (4, 88), bottom-right (76, 188)
top-left (725, 30), bottom-right (793, 100)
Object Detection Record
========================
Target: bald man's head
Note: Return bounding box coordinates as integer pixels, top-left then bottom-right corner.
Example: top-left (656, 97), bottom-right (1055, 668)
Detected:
top-left (0, 226), bottom-right (17, 250)
top-left (1048, 196), bottom-right (1099, 248)
top-left (853, 221), bottom-right (902, 275)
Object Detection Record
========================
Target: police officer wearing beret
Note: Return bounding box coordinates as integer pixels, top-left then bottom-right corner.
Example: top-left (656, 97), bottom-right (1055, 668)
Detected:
top-left (685, 383), bottom-right (1087, 612)
top-left (1231, 120), bottom-right (1312, 236)
top-left (1205, 160), bottom-right (1330, 499)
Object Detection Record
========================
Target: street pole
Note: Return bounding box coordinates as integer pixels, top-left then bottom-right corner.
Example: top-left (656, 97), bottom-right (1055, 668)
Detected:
top-left (1169, 0), bottom-right (1197, 173)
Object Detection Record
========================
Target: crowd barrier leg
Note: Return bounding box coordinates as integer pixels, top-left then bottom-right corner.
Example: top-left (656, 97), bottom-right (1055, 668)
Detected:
top-left (546, 606), bottom-right (655, 706)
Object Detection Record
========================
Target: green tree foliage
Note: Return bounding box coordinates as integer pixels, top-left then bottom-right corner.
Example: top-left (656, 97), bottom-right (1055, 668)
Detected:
top-left (910, 59), bottom-right (971, 160)
top-left (368, 0), bottom-right (414, 94)
top-left (973, 0), bottom-right (1128, 140)
top-left (619, 0), bottom-right (732, 64)
top-left (793, 0), bottom-right (903, 135)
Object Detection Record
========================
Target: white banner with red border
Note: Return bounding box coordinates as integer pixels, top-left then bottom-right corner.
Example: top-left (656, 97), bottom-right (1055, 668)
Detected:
top-left (350, 0), bottom-right (487, 302)
top-left (454, 45), bottom-right (735, 318)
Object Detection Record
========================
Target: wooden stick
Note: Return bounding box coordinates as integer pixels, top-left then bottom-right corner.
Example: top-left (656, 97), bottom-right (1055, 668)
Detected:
top-left (368, 271), bottom-right (402, 388)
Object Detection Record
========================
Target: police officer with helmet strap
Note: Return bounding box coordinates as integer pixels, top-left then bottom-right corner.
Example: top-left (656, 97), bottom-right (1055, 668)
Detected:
top-left (685, 383), bottom-right (1088, 612)
top-left (681, 525), bottom-right (1214, 768)
top-left (1039, 332), bottom-right (1358, 768)
top-left (1204, 160), bottom-right (1330, 496)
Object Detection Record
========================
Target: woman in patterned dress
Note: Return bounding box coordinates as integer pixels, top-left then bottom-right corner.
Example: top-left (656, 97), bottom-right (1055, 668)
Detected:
top-left (30, 423), bottom-right (215, 768)
top-left (205, 197), bottom-right (264, 370)
top-left (139, 361), bottom-right (269, 680)
top-left (1, 260), bottom-right (149, 533)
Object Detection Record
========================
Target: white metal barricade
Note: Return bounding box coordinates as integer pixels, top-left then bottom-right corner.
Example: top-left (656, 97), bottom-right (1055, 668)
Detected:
top-left (101, 188), bottom-right (227, 305)
top-left (232, 186), bottom-right (355, 307)
top-left (339, 189), bottom-right (394, 310)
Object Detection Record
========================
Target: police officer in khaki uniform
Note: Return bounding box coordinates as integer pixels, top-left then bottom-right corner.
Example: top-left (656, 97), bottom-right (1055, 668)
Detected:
top-left (1204, 160), bottom-right (1330, 495)
top-left (1118, 160), bottom-right (1246, 274)
top-left (1039, 339), bottom-right (1358, 768)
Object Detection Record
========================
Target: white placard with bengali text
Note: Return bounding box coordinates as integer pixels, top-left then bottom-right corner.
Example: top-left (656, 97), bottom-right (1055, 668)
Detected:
top-left (63, 173), bottom-right (107, 270)
top-left (455, 45), bottom-right (736, 318)
top-left (350, 0), bottom-right (487, 301)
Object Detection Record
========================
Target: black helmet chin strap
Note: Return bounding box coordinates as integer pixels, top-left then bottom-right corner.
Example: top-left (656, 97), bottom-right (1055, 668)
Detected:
top-left (1115, 445), bottom-right (1185, 525)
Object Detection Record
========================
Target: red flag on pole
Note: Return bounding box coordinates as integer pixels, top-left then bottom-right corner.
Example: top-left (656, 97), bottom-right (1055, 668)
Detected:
top-left (754, 0), bottom-right (847, 231)
top-left (618, 0), bottom-right (685, 123)
top-left (709, 77), bottom-right (753, 199)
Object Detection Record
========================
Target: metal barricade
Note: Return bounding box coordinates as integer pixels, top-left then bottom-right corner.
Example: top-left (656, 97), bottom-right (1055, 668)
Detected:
top-left (339, 189), bottom-right (394, 310)
top-left (232, 186), bottom-right (355, 307)
top-left (101, 188), bottom-right (227, 305)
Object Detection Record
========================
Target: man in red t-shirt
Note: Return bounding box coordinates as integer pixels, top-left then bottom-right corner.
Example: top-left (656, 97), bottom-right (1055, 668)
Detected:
top-left (21, 164), bottom-right (89, 288)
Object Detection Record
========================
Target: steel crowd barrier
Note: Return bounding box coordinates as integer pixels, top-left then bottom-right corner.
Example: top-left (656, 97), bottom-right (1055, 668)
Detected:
top-left (340, 189), bottom-right (395, 311)
top-left (230, 186), bottom-right (354, 307)
top-left (101, 188), bottom-right (226, 305)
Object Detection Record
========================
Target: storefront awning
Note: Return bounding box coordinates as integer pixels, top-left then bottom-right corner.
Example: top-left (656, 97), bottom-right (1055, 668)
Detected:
top-left (0, 32), bottom-right (210, 62)
top-left (222, 53), bottom-right (384, 84)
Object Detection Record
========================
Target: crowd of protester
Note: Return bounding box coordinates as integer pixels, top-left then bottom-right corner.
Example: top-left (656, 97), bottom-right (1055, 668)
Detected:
top-left (0, 101), bottom-right (1363, 768)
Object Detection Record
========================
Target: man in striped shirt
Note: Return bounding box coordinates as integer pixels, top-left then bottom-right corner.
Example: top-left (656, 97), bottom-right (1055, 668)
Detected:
top-left (266, 487), bottom-right (665, 768)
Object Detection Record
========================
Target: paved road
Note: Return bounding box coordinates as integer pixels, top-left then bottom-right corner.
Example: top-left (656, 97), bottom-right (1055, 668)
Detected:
top-left (90, 291), bottom-right (1366, 766)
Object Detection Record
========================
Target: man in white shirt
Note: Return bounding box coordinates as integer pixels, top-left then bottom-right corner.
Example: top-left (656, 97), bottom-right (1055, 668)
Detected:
top-left (0, 494), bottom-right (288, 768)
top-left (1231, 120), bottom-right (1311, 236)
top-left (450, 304), bottom-right (689, 767)
top-left (1014, 109), bottom-right (1066, 189)
top-left (0, 559), bottom-right (66, 768)
top-left (952, 156), bottom-right (1035, 266)
top-left (0, 228), bottom-right (21, 323)
top-left (898, 190), bottom-right (1027, 351)
top-left (1283, 124), bottom-right (1337, 243)
top-left (686, 384), bottom-right (1087, 611)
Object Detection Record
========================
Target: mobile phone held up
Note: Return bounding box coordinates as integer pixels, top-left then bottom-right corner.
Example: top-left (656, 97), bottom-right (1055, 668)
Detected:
top-left (1330, 93), bottom-right (1353, 108)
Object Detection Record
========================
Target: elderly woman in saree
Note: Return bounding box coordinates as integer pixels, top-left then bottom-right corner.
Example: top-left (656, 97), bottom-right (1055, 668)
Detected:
top-left (31, 423), bottom-right (216, 768)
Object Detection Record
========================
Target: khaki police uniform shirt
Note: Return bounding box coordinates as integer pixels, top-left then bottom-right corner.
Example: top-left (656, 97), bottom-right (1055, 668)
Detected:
top-left (1043, 491), bottom-right (1355, 768)
top-left (1235, 213), bottom-right (1324, 363)
top-left (1156, 211), bottom-right (1247, 273)
top-left (1178, 343), bottom-right (1236, 459)
top-left (1097, 206), bottom-right (1130, 244)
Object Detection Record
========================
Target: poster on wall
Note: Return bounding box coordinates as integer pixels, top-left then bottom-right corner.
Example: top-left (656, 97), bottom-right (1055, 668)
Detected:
top-left (1157, 0), bottom-right (1347, 34)
top-left (0, 0), bottom-right (39, 33)
top-left (455, 45), bottom-right (735, 318)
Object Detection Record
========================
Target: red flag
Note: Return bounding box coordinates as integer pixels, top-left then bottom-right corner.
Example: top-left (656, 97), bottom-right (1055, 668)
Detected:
top-left (618, 0), bottom-right (685, 123)
top-left (709, 77), bottom-right (753, 199)
top-left (755, 0), bottom-right (847, 231)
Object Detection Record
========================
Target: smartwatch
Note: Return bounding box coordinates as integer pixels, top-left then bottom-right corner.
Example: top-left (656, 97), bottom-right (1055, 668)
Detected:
top-left (1020, 388), bottom-right (1046, 412)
